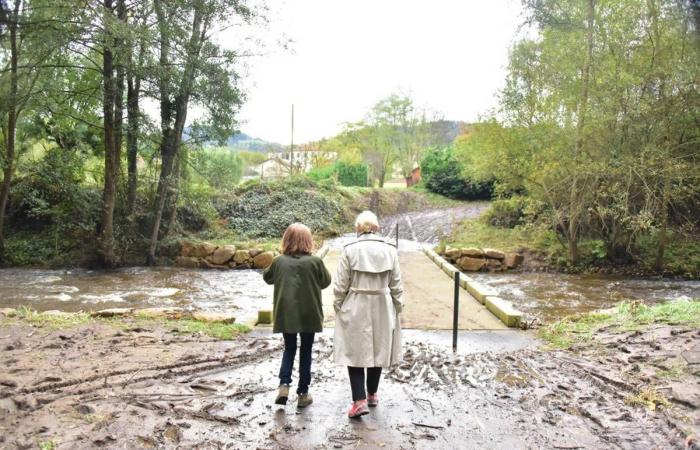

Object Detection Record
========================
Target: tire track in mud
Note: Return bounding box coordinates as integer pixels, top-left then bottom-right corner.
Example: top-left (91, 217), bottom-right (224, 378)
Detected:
top-left (4, 339), bottom-right (282, 414)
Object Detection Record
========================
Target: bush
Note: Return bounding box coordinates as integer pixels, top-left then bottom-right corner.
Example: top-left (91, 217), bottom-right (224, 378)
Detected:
top-left (483, 197), bottom-right (526, 228)
top-left (336, 161), bottom-right (368, 186)
top-left (307, 161), bottom-right (369, 187)
top-left (9, 148), bottom-right (101, 233)
top-left (421, 147), bottom-right (493, 200)
top-left (217, 179), bottom-right (344, 238)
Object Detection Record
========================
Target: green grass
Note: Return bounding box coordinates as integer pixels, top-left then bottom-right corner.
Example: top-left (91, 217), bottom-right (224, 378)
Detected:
top-left (3, 307), bottom-right (250, 340)
top-left (38, 440), bottom-right (57, 450)
top-left (538, 299), bottom-right (700, 349)
top-left (441, 217), bottom-right (558, 253)
top-left (166, 319), bottom-right (250, 340)
top-left (12, 306), bottom-right (92, 330)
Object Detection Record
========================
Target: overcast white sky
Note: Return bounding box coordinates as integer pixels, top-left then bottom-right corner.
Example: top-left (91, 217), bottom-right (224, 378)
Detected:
top-left (228, 0), bottom-right (525, 144)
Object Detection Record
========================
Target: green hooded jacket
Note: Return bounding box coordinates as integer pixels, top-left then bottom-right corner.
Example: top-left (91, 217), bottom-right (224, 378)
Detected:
top-left (263, 254), bottom-right (332, 333)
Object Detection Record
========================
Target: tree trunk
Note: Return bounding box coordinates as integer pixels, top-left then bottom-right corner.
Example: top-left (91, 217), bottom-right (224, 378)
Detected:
top-left (147, 1), bottom-right (204, 265)
top-left (126, 72), bottom-right (139, 212)
top-left (163, 153), bottom-right (181, 237)
top-left (0, 0), bottom-right (21, 266)
top-left (98, 0), bottom-right (118, 268)
top-left (146, 134), bottom-right (176, 266)
top-left (126, 25), bottom-right (145, 212)
top-left (568, 0), bottom-right (596, 265)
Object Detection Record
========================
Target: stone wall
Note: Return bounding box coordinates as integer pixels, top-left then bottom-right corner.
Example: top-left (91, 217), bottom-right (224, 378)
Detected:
top-left (175, 241), bottom-right (278, 270)
top-left (441, 247), bottom-right (524, 272)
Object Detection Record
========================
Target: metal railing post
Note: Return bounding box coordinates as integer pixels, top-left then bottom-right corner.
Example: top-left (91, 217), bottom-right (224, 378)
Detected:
top-left (395, 223), bottom-right (399, 248)
top-left (453, 271), bottom-right (459, 352)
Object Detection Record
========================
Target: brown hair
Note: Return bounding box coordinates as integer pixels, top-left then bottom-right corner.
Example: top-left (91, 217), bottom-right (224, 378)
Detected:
top-left (281, 223), bottom-right (314, 256)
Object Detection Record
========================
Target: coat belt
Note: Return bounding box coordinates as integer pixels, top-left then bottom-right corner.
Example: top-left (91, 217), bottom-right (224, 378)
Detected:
top-left (349, 287), bottom-right (389, 295)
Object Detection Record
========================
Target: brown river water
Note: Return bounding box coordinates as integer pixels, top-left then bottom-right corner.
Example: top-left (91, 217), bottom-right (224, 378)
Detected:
top-left (0, 262), bottom-right (697, 324)
top-left (0, 267), bottom-right (273, 323)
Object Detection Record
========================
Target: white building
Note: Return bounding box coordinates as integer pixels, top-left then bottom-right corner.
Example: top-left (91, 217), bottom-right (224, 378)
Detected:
top-left (266, 150), bottom-right (338, 173)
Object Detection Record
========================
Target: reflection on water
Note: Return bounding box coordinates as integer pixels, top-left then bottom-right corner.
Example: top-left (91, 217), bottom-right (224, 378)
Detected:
top-left (0, 267), bottom-right (272, 323)
top-left (469, 272), bottom-right (700, 321)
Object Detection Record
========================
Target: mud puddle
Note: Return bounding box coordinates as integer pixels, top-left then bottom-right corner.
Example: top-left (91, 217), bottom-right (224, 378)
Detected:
top-left (1, 318), bottom-right (696, 449)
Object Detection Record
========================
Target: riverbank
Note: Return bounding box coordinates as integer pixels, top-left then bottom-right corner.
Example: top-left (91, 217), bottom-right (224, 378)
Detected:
top-left (441, 216), bottom-right (700, 279)
top-left (2, 182), bottom-right (463, 269)
top-left (0, 301), bottom-right (697, 449)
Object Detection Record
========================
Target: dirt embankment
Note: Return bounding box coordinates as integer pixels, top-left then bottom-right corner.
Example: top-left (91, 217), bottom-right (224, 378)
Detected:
top-left (0, 316), bottom-right (697, 449)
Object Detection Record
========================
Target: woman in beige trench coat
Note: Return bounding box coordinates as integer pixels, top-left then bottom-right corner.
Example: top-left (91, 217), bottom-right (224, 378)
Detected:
top-left (333, 210), bottom-right (404, 418)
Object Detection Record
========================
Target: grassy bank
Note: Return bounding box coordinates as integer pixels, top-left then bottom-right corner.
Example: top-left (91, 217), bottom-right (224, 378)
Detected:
top-left (442, 212), bottom-right (700, 277)
top-left (538, 299), bottom-right (700, 350)
top-left (1, 307), bottom-right (250, 340)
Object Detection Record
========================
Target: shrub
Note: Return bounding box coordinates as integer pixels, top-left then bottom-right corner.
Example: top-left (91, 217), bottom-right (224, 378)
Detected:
top-left (421, 147), bottom-right (493, 200)
top-left (217, 180), bottom-right (344, 238)
top-left (9, 148), bottom-right (101, 233)
top-left (307, 161), bottom-right (369, 187)
top-left (483, 197), bottom-right (527, 228)
top-left (336, 161), bottom-right (368, 186)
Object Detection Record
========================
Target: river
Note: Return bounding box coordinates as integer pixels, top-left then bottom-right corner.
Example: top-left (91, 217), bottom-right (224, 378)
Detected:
top-left (1, 207), bottom-right (697, 323)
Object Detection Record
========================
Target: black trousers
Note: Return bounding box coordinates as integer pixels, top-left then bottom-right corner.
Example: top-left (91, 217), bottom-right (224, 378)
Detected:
top-left (347, 366), bottom-right (382, 401)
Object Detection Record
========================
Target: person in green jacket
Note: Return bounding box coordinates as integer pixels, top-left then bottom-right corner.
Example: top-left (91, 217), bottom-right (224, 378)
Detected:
top-left (263, 222), bottom-right (331, 408)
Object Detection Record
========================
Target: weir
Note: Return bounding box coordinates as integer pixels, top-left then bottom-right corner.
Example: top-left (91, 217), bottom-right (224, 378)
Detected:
top-left (321, 248), bottom-right (507, 330)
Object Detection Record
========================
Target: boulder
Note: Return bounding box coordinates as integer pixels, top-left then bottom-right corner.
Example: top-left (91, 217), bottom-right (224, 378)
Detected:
top-left (248, 248), bottom-right (263, 258)
top-left (200, 259), bottom-right (230, 270)
top-left (461, 247), bottom-right (484, 258)
top-left (193, 242), bottom-right (217, 258)
top-left (444, 247), bottom-right (461, 262)
top-left (180, 240), bottom-right (197, 257)
top-left (175, 256), bottom-right (201, 269)
top-left (505, 253), bottom-right (524, 269)
top-left (135, 307), bottom-right (185, 319)
top-left (457, 256), bottom-right (486, 272)
top-left (233, 250), bottom-right (252, 265)
top-left (191, 311), bottom-right (236, 324)
top-left (91, 308), bottom-right (133, 318)
top-left (253, 251), bottom-right (274, 269)
top-left (483, 248), bottom-right (506, 260)
top-left (208, 245), bottom-right (237, 265)
top-left (486, 259), bottom-right (503, 272)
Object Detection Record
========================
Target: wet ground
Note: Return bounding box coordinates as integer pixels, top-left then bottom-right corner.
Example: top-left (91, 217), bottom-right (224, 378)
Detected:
top-left (0, 318), bottom-right (696, 449)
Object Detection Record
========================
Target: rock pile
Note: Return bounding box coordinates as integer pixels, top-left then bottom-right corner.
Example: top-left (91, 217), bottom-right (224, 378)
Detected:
top-left (441, 247), bottom-right (524, 272)
top-left (175, 241), bottom-right (278, 270)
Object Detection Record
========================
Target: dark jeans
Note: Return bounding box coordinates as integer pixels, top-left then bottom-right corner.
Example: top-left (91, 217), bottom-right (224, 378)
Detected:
top-left (347, 366), bottom-right (382, 401)
top-left (279, 332), bottom-right (315, 394)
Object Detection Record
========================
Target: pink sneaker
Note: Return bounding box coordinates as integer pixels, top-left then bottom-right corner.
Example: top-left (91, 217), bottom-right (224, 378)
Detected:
top-left (367, 393), bottom-right (378, 407)
top-left (347, 400), bottom-right (369, 418)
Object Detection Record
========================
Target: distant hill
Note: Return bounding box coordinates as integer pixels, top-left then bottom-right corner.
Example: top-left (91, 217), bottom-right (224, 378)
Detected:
top-left (224, 132), bottom-right (284, 153)
top-left (427, 120), bottom-right (470, 146)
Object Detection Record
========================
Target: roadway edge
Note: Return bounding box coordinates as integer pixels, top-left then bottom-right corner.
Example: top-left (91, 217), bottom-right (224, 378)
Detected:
top-left (421, 246), bottom-right (523, 328)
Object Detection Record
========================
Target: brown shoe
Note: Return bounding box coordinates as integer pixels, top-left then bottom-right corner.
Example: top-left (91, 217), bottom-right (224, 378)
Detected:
top-left (275, 384), bottom-right (289, 405)
top-left (297, 393), bottom-right (313, 408)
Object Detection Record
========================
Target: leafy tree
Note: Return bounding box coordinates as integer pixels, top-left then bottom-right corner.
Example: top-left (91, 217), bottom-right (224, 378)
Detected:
top-left (466, 0), bottom-right (700, 267)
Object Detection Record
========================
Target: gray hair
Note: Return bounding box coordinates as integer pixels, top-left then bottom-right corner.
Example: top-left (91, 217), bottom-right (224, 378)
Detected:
top-left (355, 210), bottom-right (379, 233)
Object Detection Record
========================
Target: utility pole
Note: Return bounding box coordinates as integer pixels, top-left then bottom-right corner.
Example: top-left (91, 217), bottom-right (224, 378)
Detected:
top-left (289, 104), bottom-right (294, 175)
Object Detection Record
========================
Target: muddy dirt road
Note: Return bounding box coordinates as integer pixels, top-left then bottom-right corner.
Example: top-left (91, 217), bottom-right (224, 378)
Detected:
top-left (378, 204), bottom-right (489, 244)
top-left (1, 316), bottom-right (697, 449)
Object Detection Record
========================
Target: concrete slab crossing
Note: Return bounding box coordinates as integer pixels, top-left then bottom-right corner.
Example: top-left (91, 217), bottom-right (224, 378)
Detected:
top-left (321, 249), bottom-right (506, 330)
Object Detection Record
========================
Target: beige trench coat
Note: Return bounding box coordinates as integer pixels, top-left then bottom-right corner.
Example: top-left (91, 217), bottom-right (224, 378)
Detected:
top-left (333, 233), bottom-right (404, 368)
